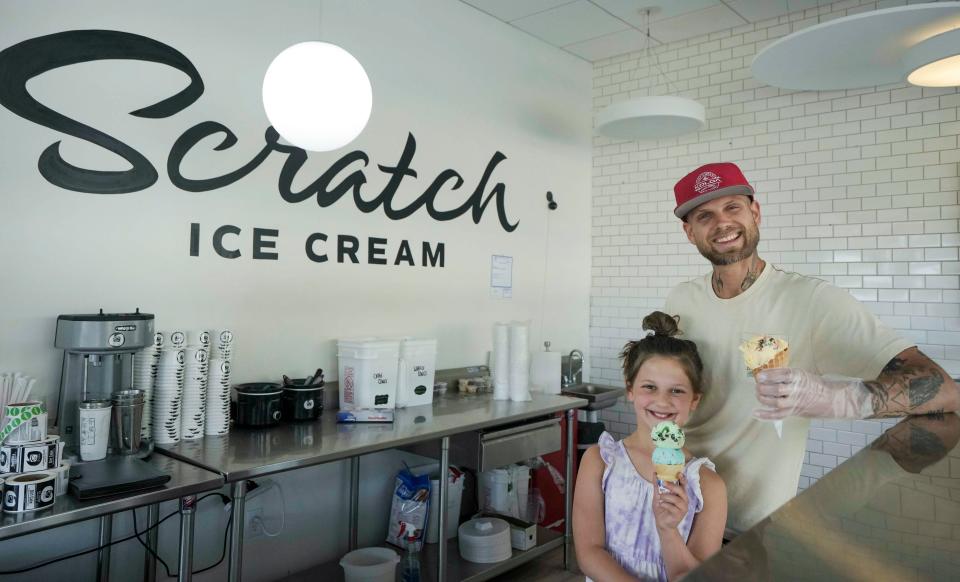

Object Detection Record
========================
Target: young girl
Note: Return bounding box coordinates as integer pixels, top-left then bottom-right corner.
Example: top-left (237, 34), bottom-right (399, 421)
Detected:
top-left (573, 311), bottom-right (727, 581)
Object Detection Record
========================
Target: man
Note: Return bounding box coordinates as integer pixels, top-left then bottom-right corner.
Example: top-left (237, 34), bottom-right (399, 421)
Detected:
top-left (664, 162), bottom-right (959, 534)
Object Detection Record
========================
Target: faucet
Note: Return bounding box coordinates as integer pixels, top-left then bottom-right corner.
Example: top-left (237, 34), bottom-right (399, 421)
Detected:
top-left (563, 349), bottom-right (584, 388)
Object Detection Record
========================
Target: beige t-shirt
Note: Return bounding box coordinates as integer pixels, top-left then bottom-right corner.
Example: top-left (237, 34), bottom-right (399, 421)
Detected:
top-left (665, 264), bottom-right (911, 533)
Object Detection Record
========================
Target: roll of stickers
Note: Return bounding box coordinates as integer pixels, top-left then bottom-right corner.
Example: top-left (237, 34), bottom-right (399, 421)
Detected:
top-left (3, 471), bottom-right (57, 513)
top-left (1, 402), bottom-right (47, 445)
top-left (0, 435), bottom-right (61, 475)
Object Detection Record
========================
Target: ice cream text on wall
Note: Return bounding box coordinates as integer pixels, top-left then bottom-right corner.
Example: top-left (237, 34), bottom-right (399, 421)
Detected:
top-left (0, 30), bottom-right (524, 267)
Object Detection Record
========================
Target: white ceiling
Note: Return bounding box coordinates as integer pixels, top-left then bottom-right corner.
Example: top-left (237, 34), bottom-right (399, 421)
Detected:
top-left (460, 0), bottom-right (835, 61)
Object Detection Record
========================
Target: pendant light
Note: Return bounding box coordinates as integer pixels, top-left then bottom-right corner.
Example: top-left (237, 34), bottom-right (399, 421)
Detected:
top-left (595, 8), bottom-right (705, 141)
top-left (262, 1), bottom-right (372, 152)
top-left (905, 27), bottom-right (960, 87)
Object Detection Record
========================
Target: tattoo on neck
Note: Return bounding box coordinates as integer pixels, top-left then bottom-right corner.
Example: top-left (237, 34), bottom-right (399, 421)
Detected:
top-left (713, 274), bottom-right (724, 295)
top-left (739, 258), bottom-right (764, 291)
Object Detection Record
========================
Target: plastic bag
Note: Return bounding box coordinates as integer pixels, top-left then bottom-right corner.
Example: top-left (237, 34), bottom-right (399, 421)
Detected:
top-left (387, 467), bottom-right (431, 551)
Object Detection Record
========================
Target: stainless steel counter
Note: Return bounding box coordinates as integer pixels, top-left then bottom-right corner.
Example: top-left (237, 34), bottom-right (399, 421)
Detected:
top-left (155, 391), bottom-right (587, 482)
top-left (155, 391), bottom-right (587, 582)
top-left (0, 454), bottom-right (223, 540)
top-left (688, 413), bottom-right (960, 581)
top-left (0, 454), bottom-right (223, 582)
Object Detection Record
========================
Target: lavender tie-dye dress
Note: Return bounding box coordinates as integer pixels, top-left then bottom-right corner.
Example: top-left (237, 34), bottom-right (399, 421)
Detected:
top-left (586, 431), bottom-right (715, 582)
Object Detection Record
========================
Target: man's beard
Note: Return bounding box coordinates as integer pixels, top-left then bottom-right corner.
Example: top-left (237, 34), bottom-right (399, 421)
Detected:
top-left (695, 225), bottom-right (760, 266)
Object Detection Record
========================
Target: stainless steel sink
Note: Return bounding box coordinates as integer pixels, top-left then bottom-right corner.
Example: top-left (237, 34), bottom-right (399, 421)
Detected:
top-left (560, 382), bottom-right (624, 410)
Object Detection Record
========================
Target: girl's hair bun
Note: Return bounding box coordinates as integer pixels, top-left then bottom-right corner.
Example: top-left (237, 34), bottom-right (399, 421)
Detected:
top-left (642, 311), bottom-right (680, 338)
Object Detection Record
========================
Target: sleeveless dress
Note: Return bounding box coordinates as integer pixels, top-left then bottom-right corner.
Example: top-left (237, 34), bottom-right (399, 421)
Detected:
top-left (586, 431), bottom-right (715, 582)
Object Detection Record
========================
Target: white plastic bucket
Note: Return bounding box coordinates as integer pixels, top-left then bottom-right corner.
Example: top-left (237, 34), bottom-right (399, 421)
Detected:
top-left (479, 468), bottom-right (513, 516)
top-left (396, 338), bottom-right (437, 408)
top-left (337, 338), bottom-right (400, 410)
top-left (339, 547), bottom-right (399, 582)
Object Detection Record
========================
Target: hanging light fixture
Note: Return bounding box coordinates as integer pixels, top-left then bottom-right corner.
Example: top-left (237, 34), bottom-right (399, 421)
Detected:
top-left (262, 2), bottom-right (372, 152)
top-left (905, 27), bottom-right (960, 87)
top-left (595, 8), bottom-right (705, 141)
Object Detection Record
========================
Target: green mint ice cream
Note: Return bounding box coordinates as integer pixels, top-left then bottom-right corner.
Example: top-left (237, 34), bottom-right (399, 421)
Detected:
top-left (653, 447), bottom-right (685, 465)
top-left (651, 421), bottom-right (685, 449)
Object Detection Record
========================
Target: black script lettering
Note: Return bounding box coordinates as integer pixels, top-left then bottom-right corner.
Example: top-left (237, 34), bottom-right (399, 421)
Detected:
top-left (253, 228), bottom-right (279, 260)
top-left (213, 225), bottom-right (241, 259)
top-left (168, 124), bottom-right (275, 192)
top-left (368, 237), bottom-right (387, 265)
top-left (0, 30), bottom-right (203, 193)
top-left (338, 236), bottom-right (360, 264)
top-left (305, 233), bottom-right (328, 263)
top-left (423, 242), bottom-right (445, 268)
top-left (189, 223), bottom-right (200, 256)
top-left (0, 31), bottom-right (520, 232)
top-left (271, 134), bottom-right (371, 206)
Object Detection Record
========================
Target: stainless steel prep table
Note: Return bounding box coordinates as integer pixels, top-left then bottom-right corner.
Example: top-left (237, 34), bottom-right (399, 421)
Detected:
top-left (0, 454), bottom-right (224, 582)
top-left (155, 391), bottom-right (588, 582)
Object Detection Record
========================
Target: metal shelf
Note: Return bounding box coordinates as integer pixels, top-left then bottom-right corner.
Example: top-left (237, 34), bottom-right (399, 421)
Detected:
top-left (281, 526), bottom-right (564, 582)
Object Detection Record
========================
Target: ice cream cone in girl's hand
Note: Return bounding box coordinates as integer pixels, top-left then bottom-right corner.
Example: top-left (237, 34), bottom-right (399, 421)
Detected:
top-left (651, 420), bottom-right (685, 492)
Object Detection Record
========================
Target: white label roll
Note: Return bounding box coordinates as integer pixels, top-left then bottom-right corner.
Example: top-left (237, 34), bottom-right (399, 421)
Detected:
top-left (3, 471), bottom-right (56, 513)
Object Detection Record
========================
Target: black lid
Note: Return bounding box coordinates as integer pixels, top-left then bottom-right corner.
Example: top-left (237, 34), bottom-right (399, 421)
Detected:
top-left (234, 382), bottom-right (282, 395)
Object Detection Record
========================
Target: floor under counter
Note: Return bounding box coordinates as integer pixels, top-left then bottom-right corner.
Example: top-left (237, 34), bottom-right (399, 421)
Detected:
top-left (493, 544), bottom-right (581, 582)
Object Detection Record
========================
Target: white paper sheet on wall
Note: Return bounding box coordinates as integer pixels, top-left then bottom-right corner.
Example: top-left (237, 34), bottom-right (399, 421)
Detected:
top-left (491, 255), bottom-right (513, 298)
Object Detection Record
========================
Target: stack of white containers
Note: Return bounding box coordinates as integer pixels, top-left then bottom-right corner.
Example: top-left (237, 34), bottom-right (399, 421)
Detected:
top-left (148, 329), bottom-right (234, 444)
top-left (205, 358), bottom-right (231, 435)
top-left (133, 333), bottom-right (162, 440)
top-left (181, 345), bottom-right (208, 440)
top-left (152, 346), bottom-right (184, 444)
top-left (205, 330), bottom-right (233, 436)
top-left (491, 321), bottom-right (531, 401)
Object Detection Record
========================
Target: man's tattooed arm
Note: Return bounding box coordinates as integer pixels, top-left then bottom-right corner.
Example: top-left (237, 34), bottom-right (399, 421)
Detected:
top-left (866, 347), bottom-right (959, 418)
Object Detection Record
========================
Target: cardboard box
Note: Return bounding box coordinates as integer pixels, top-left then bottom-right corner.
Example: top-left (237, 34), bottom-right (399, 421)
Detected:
top-left (479, 512), bottom-right (537, 551)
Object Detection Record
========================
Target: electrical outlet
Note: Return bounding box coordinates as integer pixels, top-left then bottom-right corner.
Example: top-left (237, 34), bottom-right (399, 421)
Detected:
top-left (246, 506), bottom-right (264, 539)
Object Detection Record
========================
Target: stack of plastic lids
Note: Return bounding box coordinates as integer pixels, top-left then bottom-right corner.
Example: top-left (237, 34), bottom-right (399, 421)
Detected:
top-left (458, 517), bottom-right (512, 563)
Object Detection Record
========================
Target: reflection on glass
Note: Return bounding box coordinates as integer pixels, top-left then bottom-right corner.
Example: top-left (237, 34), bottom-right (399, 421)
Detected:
top-left (688, 413), bottom-right (960, 581)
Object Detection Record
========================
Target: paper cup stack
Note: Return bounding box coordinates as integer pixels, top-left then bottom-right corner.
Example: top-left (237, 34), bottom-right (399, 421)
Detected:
top-left (152, 347), bottom-right (184, 444)
top-left (206, 359), bottom-right (231, 436)
top-left (134, 333), bottom-right (163, 440)
top-left (181, 346), bottom-right (208, 440)
top-left (206, 330), bottom-right (234, 435)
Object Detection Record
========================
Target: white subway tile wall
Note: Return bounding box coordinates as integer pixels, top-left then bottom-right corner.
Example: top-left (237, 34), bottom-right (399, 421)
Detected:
top-left (590, 0), bottom-right (959, 493)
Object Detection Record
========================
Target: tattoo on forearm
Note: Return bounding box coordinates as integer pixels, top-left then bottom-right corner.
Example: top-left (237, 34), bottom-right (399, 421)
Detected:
top-left (869, 351), bottom-right (947, 417)
top-left (882, 357), bottom-right (906, 374)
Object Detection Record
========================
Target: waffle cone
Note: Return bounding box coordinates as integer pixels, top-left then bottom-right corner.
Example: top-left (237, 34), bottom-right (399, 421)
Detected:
top-left (654, 463), bottom-right (684, 484)
top-left (751, 348), bottom-right (789, 378)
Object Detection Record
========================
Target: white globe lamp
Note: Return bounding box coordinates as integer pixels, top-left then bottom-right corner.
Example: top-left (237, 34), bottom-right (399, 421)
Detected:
top-left (262, 41), bottom-right (372, 152)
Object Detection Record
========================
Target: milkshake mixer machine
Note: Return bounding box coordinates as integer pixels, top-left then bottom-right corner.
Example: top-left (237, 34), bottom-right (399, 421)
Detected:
top-left (54, 310), bottom-right (154, 457)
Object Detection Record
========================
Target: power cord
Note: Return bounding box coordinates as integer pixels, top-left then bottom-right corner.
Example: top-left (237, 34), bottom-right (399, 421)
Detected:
top-left (132, 494), bottom-right (233, 577)
top-left (0, 492), bottom-right (232, 576)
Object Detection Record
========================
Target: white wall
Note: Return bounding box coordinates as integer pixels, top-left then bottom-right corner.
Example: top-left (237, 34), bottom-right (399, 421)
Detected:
top-left (0, 1), bottom-right (592, 579)
top-left (589, 0), bottom-right (958, 492)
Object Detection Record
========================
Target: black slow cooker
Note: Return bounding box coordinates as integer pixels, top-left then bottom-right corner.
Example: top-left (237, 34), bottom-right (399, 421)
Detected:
top-left (234, 383), bottom-right (283, 427)
top-left (281, 380), bottom-right (324, 422)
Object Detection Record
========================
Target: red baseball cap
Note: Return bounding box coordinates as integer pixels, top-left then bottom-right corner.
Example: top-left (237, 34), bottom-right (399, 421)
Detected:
top-left (673, 162), bottom-right (754, 219)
